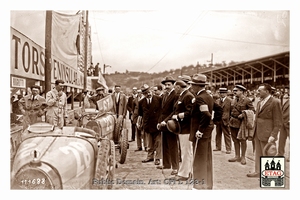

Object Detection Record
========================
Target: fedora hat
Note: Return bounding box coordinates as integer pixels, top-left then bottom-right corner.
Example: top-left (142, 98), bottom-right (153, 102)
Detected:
top-left (178, 75), bottom-right (191, 83)
top-left (141, 84), bottom-right (150, 93)
top-left (263, 142), bottom-right (277, 156)
top-left (188, 74), bottom-right (209, 85)
top-left (166, 119), bottom-right (181, 135)
top-left (161, 76), bottom-right (176, 84)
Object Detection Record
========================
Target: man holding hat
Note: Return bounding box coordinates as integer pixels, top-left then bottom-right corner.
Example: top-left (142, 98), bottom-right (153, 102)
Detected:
top-left (170, 80), bottom-right (195, 181)
top-left (247, 83), bottom-right (282, 178)
top-left (138, 84), bottom-right (162, 165)
top-left (127, 87), bottom-right (138, 142)
top-left (18, 85), bottom-right (46, 130)
top-left (214, 87), bottom-right (232, 154)
top-left (189, 73), bottom-right (222, 189)
top-left (46, 80), bottom-right (68, 129)
top-left (157, 76), bottom-right (179, 176)
top-left (228, 84), bottom-right (255, 165)
top-left (89, 86), bottom-right (107, 110)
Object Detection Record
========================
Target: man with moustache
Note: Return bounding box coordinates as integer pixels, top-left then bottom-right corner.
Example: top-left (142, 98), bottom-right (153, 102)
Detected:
top-left (188, 74), bottom-right (223, 189)
top-left (170, 80), bottom-right (194, 181)
top-left (138, 84), bottom-right (162, 165)
top-left (214, 88), bottom-right (232, 154)
top-left (157, 76), bottom-right (179, 176)
top-left (247, 83), bottom-right (282, 177)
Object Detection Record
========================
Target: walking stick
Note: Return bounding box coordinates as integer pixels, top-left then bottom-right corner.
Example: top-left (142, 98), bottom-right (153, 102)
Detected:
top-left (188, 136), bottom-right (199, 190)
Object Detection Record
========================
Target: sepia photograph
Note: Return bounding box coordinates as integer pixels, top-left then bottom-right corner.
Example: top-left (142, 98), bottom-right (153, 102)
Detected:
top-left (5, 0), bottom-right (298, 198)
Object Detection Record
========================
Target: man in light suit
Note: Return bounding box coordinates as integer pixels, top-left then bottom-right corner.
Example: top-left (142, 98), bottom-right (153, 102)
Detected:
top-left (247, 83), bottom-right (283, 177)
top-left (170, 80), bottom-right (194, 181)
top-left (214, 88), bottom-right (232, 154)
top-left (112, 85), bottom-right (128, 118)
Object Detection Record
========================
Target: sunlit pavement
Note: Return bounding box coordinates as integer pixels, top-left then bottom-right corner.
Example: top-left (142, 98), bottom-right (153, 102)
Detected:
top-left (112, 118), bottom-right (290, 190)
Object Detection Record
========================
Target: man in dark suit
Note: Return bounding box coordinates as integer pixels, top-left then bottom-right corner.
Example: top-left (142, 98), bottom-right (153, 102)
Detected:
top-left (170, 80), bottom-right (194, 181)
top-left (247, 83), bottom-right (283, 177)
top-left (189, 74), bottom-right (222, 189)
top-left (157, 76), bottom-right (179, 176)
top-left (228, 84), bottom-right (255, 165)
top-left (214, 88), bottom-right (232, 154)
top-left (138, 84), bottom-right (162, 165)
top-left (127, 87), bottom-right (138, 142)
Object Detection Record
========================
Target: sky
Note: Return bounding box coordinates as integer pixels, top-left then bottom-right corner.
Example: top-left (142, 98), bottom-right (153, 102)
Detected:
top-left (10, 8), bottom-right (290, 74)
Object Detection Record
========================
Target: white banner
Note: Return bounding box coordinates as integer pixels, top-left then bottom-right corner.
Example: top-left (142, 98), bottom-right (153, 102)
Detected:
top-left (52, 11), bottom-right (80, 70)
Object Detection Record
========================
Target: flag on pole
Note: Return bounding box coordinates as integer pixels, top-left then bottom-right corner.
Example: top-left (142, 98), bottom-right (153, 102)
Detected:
top-left (51, 11), bottom-right (80, 70)
top-left (98, 72), bottom-right (108, 89)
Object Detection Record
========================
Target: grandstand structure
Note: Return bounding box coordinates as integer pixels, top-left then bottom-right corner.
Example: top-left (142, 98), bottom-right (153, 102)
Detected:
top-left (201, 51), bottom-right (289, 91)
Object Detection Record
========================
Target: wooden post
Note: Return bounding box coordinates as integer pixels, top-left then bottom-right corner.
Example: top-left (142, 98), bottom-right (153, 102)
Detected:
top-left (45, 10), bottom-right (52, 93)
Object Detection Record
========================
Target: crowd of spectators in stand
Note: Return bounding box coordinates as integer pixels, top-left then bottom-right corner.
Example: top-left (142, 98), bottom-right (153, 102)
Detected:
top-left (87, 63), bottom-right (100, 76)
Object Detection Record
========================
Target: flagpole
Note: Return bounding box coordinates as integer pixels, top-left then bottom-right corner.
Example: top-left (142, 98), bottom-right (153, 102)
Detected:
top-left (45, 10), bottom-right (52, 94)
top-left (83, 10), bottom-right (89, 91)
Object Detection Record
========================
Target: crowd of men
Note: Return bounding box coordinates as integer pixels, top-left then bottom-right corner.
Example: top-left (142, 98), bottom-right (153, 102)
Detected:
top-left (11, 73), bottom-right (290, 190)
top-left (126, 73), bottom-right (290, 189)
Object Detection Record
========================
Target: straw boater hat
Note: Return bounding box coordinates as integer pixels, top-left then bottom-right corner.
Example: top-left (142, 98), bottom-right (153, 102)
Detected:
top-left (219, 88), bottom-right (228, 93)
top-left (96, 86), bottom-right (105, 91)
top-left (235, 84), bottom-right (247, 91)
top-left (161, 76), bottom-right (176, 84)
top-left (188, 74), bottom-right (209, 85)
top-left (30, 85), bottom-right (40, 91)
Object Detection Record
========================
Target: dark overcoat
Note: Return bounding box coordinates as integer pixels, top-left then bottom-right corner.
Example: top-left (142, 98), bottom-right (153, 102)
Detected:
top-left (138, 95), bottom-right (162, 134)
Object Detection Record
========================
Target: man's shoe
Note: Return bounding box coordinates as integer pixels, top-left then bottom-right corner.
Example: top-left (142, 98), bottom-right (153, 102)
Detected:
top-left (142, 158), bottom-right (154, 163)
top-left (134, 147), bottom-right (142, 152)
top-left (213, 149), bottom-right (221, 151)
top-left (156, 166), bottom-right (170, 169)
top-left (226, 150), bottom-right (231, 154)
top-left (228, 157), bottom-right (241, 162)
top-left (247, 172), bottom-right (259, 178)
top-left (175, 175), bottom-right (189, 181)
top-left (154, 159), bottom-right (160, 165)
top-left (144, 147), bottom-right (148, 152)
top-left (171, 170), bottom-right (178, 175)
top-left (129, 140), bottom-right (135, 142)
top-left (241, 157), bottom-right (246, 165)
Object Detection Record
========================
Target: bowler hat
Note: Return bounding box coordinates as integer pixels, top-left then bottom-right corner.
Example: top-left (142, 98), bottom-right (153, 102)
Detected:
top-left (178, 75), bottom-right (191, 83)
top-left (263, 142), bottom-right (277, 156)
top-left (188, 74), bottom-right (209, 85)
top-left (96, 86), bottom-right (104, 91)
top-left (219, 87), bottom-right (228, 93)
top-left (141, 84), bottom-right (150, 93)
top-left (161, 76), bottom-right (176, 84)
top-left (235, 84), bottom-right (247, 91)
top-left (166, 119), bottom-right (181, 135)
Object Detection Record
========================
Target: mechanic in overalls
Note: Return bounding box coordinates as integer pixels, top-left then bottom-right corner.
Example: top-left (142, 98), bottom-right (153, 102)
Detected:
top-left (18, 85), bottom-right (46, 130)
top-left (46, 80), bottom-right (68, 129)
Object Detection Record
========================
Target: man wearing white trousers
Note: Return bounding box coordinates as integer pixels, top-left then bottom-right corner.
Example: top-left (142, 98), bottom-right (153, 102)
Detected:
top-left (170, 80), bottom-right (195, 181)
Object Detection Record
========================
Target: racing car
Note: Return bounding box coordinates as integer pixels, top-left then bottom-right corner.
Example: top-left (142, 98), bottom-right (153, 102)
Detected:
top-left (11, 95), bottom-right (128, 190)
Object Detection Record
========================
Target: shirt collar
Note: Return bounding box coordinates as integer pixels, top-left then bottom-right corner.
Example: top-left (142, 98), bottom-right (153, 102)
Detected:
top-left (197, 88), bottom-right (206, 95)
